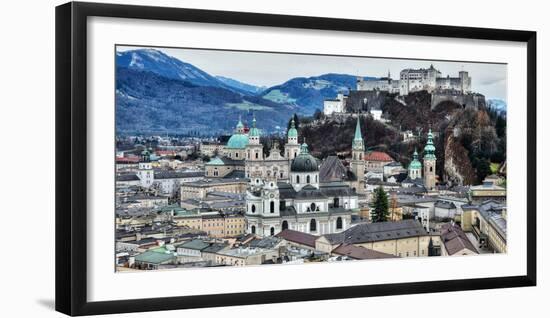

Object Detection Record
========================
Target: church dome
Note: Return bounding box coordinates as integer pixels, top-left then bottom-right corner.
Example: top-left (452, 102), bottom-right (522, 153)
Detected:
top-left (226, 133), bottom-right (249, 149)
top-left (288, 117), bottom-right (298, 138)
top-left (291, 143), bottom-right (319, 172)
top-left (408, 149), bottom-right (422, 170)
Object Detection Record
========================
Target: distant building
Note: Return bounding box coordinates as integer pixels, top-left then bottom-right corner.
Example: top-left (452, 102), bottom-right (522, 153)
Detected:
top-left (323, 93), bottom-right (347, 115)
top-left (180, 178), bottom-right (248, 200)
top-left (469, 176), bottom-right (506, 204)
top-left (364, 151), bottom-right (394, 173)
top-left (357, 65), bottom-right (471, 96)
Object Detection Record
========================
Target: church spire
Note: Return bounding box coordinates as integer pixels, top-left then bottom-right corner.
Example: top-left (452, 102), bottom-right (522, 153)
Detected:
top-left (352, 117), bottom-right (364, 151)
top-left (354, 117), bottom-right (362, 141)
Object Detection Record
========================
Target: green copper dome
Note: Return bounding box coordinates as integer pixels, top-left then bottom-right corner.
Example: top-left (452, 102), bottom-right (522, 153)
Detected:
top-left (288, 118), bottom-right (298, 138)
top-left (291, 142), bottom-right (319, 172)
top-left (408, 149), bottom-right (422, 170)
top-left (248, 116), bottom-right (260, 137)
top-left (227, 134), bottom-right (249, 149)
top-left (423, 129), bottom-right (436, 159)
top-left (236, 117), bottom-right (244, 129)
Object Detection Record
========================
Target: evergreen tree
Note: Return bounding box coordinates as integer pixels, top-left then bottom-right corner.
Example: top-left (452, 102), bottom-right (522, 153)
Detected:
top-left (371, 186), bottom-right (389, 223)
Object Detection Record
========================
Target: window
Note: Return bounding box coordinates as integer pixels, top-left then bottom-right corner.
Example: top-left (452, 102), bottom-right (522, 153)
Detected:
top-left (296, 175), bottom-right (300, 183)
top-left (270, 227), bottom-right (275, 236)
top-left (282, 220), bottom-right (288, 231)
top-left (280, 172), bottom-right (284, 178)
top-left (255, 152), bottom-right (259, 159)
top-left (333, 197), bottom-right (339, 208)
top-left (251, 204), bottom-right (256, 213)
top-left (251, 225), bottom-right (256, 234)
top-left (310, 219), bottom-right (317, 232)
top-left (235, 152), bottom-right (239, 158)
top-left (430, 166), bottom-right (433, 172)
top-left (310, 202), bottom-right (316, 211)
top-left (270, 201), bottom-right (275, 213)
top-left (336, 217), bottom-right (343, 230)
top-left (306, 175), bottom-right (310, 183)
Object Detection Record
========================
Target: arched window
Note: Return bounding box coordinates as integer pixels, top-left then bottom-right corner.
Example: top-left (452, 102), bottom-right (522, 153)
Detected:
top-left (310, 219), bottom-right (317, 232)
top-left (306, 175), bottom-right (310, 183)
top-left (430, 166), bottom-right (433, 172)
top-left (282, 220), bottom-right (288, 231)
top-left (235, 152), bottom-right (239, 158)
top-left (296, 175), bottom-right (300, 184)
top-left (255, 152), bottom-right (259, 159)
top-left (251, 225), bottom-right (256, 234)
top-left (310, 202), bottom-right (316, 211)
top-left (270, 227), bottom-right (275, 236)
top-left (251, 204), bottom-right (256, 213)
top-left (270, 201), bottom-right (275, 213)
top-left (315, 175), bottom-right (318, 183)
top-left (336, 217), bottom-right (343, 230)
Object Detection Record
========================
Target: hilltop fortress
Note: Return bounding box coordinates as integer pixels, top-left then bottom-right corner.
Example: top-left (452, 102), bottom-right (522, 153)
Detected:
top-left (324, 65), bottom-right (485, 117)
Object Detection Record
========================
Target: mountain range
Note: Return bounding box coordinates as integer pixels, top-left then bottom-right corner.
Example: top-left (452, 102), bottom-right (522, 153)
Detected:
top-left (115, 49), bottom-right (369, 134)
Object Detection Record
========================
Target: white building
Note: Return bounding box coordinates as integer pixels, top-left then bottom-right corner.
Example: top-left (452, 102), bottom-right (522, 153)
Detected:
top-left (323, 93), bottom-right (347, 115)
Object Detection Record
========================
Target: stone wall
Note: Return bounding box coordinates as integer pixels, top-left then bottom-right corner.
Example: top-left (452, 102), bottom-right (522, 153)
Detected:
top-left (431, 91), bottom-right (486, 110)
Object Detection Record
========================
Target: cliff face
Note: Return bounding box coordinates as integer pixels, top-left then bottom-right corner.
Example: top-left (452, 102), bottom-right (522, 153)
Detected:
top-left (443, 132), bottom-right (477, 185)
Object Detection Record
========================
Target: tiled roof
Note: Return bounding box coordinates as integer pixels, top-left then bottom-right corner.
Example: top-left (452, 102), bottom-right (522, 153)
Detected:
top-left (332, 243), bottom-right (396, 260)
top-left (117, 174), bottom-right (140, 181)
top-left (324, 219), bottom-right (427, 245)
top-left (364, 151), bottom-right (394, 162)
top-left (440, 223), bottom-right (478, 255)
top-left (319, 156), bottom-right (356, 182)
top-left (134, 250), bottom-right (175, 264)
top-left (176, 239), bottom-right (211, 251)
top-left (276, 229), bottom-right (318, 248)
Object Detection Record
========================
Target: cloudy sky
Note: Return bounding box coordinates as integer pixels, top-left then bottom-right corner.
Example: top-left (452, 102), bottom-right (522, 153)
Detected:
top-left (118, 46), bottom-right (507, 101)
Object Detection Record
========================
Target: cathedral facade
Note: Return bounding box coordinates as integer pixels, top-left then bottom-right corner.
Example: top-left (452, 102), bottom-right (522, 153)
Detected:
top-left (245, 118), bottom-right (363, 237)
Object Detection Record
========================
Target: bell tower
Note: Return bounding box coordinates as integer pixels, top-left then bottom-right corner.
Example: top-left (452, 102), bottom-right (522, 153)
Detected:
top-left (423, 129), bottom-right (437, 190)
top-left (351, 117), bottom-right (365, 193)
top-left (285, 117), bottom-right (300, 160)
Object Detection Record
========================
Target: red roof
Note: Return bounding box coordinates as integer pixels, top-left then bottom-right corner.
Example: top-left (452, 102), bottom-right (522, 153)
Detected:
top-left (116, 155), bottom-right (140, 163)
top-left (364, 151), bottom-right (394, 162)
top-left (332, 243), bottom-right (396, 260)
top-left (275, 229), bottom-right (318, 248)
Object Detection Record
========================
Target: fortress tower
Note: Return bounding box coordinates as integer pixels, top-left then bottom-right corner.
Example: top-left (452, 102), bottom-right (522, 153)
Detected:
top-left (423, 129), bottom-right (437, 190)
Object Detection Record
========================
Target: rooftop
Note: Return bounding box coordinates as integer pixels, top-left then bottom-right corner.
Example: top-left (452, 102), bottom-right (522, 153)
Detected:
top-left (276, 229), bottom-right (319, 248)
top-left (323, 219), bottom-right (428, 245)
top-left (332, 243), bottom-right (397, 260)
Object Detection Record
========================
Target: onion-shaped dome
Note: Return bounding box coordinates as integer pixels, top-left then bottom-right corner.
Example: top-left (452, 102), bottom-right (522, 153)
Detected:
top-left (288, 118), bottom-right (298, 138)
top-left (291, 143), bottom-right (319, 172)
top-left (408, 148), bottom-right (422, 170)
top-left (248, 116), bottom-right (260, 137)
top-left (423, 129), bottom-right (436, 159)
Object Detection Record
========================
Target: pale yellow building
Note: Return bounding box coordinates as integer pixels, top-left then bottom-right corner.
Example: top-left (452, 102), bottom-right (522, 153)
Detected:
top-left (180, 178), bottom-right (248, 200)
top-left (316, 220), bottom-right (441, 258)
top-left (461, 200), bottom-right (507, 253)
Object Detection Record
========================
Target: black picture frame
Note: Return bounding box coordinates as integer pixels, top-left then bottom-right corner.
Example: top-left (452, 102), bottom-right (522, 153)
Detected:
top-left (55, 1), bottom-right (537, 316)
